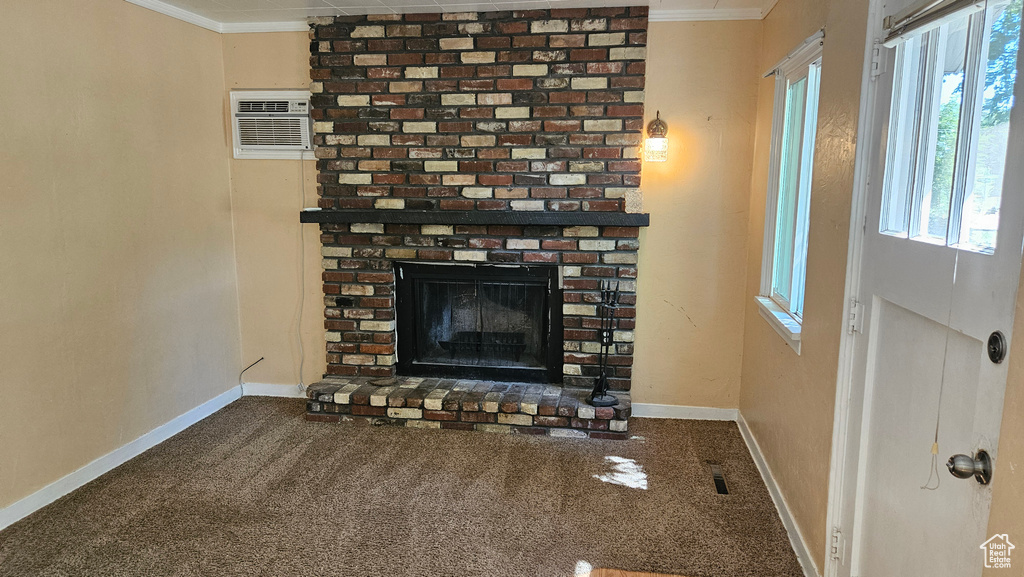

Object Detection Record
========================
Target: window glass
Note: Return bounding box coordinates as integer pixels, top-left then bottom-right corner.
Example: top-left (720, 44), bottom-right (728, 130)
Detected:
top-left (772, 75), bottom-right (808, 308)
top-left (960, 0), bottom-right (1022, 252)
top-left (880, 1), bottom-right (1022, 254)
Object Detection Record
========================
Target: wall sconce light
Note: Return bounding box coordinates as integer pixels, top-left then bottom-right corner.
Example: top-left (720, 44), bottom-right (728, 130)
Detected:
top-left (644, 111), bottom-right (669, 162)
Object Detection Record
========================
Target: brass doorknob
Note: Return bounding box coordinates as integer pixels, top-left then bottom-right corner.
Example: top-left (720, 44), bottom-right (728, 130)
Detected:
top-left (946, 450), bottom-right (992, 485)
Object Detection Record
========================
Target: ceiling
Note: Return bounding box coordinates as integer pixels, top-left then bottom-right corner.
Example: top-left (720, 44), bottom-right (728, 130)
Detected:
top-left (126, 0), bottom-right (777, 32)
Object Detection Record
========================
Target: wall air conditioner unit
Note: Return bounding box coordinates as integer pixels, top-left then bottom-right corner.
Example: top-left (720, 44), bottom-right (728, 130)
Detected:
top-left (230, 90), bottom-right (312, 160)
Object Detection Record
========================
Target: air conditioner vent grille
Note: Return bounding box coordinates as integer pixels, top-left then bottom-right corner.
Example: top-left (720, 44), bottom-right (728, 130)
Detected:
top-left (238, 118), bottom-right (306, 147)
top-left (238, 100), bottom-right (290, 113)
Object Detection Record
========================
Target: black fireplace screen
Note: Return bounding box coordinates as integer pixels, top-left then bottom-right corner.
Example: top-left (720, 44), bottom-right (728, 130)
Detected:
top-left (395, 263), bottom-right (562, 382)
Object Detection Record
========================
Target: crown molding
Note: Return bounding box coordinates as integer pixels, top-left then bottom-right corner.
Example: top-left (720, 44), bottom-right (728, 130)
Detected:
top-left (125, 0), bottom-right (312, 33)
top-left (125, 0), bottom-right (223, 32)
top-left (127, 0), bottom-right (769, 33)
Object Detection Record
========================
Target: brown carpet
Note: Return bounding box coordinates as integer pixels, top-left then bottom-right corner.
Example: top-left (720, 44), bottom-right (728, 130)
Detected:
top-left (0, 398), bottom-right (802, 577)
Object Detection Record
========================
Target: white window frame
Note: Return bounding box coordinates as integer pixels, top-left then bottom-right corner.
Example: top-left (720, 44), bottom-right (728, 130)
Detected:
top-left (757, 32), bottom-right (825, 354)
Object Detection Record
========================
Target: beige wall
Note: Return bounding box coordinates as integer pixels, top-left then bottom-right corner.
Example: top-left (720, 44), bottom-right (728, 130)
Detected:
top-left (0, 0), bottom-right (240, 508)
top-left (222, 33), bottom-right (326, 388)
top-left (633, 21), bottom-right (762, 408)
top-left (738, 0), bottom-right (869, 569)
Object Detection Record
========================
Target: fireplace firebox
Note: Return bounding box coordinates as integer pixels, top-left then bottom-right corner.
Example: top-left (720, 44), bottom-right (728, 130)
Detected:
top-left (395, 263), bottom-right (563, 383)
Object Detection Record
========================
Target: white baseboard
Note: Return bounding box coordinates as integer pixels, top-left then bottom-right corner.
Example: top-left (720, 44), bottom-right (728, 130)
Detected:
top-left (632, 403), bottom-right (739, 421)
top-left (0, 385), bottom-right (242, 532)
top-left (737, 413), bottom-right (821, 577)
top-left (241, 382), bottom-right (307, 398)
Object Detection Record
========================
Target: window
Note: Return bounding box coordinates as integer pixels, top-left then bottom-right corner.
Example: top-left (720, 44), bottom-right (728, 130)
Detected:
top-left (881, 0), bottom-right (1022, 254)
top-left (758, 33), bottom-right (824, 353)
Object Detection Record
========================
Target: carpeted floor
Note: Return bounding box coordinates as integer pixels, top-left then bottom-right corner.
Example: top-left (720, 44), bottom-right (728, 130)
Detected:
top-left (0, 398), bottom-right (802, 577)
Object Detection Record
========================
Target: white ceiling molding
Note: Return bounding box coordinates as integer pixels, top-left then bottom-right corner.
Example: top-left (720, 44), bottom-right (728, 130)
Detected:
top-left (126, 0), bottom-right (774, 32)
top-left (125, 0), bottom-right (222, 32)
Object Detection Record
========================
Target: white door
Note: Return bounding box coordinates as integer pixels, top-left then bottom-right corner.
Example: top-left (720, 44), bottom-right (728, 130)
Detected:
top-left (841, 0), bottom-right (1024, 575)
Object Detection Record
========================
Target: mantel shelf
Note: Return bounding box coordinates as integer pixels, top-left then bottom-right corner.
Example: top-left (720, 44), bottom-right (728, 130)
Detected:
top-left (300, 210), bottom-right (650, 227)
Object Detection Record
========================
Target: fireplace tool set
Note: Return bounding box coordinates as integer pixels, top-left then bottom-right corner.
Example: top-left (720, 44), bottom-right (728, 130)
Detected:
top-left (588, 280), bottom-right (620, 407)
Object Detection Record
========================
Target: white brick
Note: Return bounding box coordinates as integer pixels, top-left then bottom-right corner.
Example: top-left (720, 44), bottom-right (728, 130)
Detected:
top-left (333, 383), bottom-right (360, 404)
top-left (350, 223), bottom-right (384, 234)
top-left (439, 37), bottom-right (474, 50)
top-left (444, 174), bottom-right (476, 186)
top-left (338, 173), bottom-right (372, 185)
top-left (421, 224), bottom-right (454, 235)
top-left (405, 66), bottom-right (438, 78)
top-left (461, 51), bottom-right (496, 64)
top-left (313, 121), bottom-right (334, 133)
top-left (550, 174), bottom-right (587, 185)
top-left (461, 187), bottom-right (493, 198)
top-left (424, 389), bottom-right (447, 410)
top-left (510, 200), bottom-right (545, 211)
top-left (563, 304), bottom-right (597, 316)
top-left (571, 161), bottom-right (605, 172)
top-left (513, 64), bottom-right (548, 76)
top-left (506, 239), bottom-right (539, 250)
top-left (603, 252), bottom-right (638, 264)
top-left (563, 364), bottom-right (582, 375)
top-left (495, 107), bottom-right (531, 119)
top-left (588, 32), bottom-right (626, 46)
top-left (441, 93), bottom-right (476, 106)
top-left (424, 160), bottom-right (459, 172)
top-left (326, 331), bottom-right (342, 342)
top-left (341, 284), bottom-right (373, 296)
top-left (358, 135), bottom-right (390, 146)
top-left (624, 90), bottom-right (645, 103)
top-left (370, 387), bottom-right (395, 406)
top-left (404, 122), bottom-right (437, 133)
top-left (454, 250), bottom-right (487, 262)
top-left (353, 54), bottom-right (387, 66)
top-left (322, 258), bottom-right (337, 270)
top-left (562, 265), bottom-right (582, 277)
top-left (577, 406), bottom-right (596, 419)
top-left (310, 82), bottom-right (323, 94)
top-left (351, 25), bottom-right (385, 37)
top-left (477, 93), bottom-right (512, 105)
top-left (610, 420), bottom-right (628, 432)
top-left (360, 320), bottom-right (396, 332)
top-left (605, 187), bottom-right (637, 199)
top-left (610, 47), bottom-right (646, 60)
top-left (387, 408), bottom-right (423, 419)
top-left (531, 20), bottom-right (568, 33)
top-left (497, 413), bottom-right (533, 426)
top-left (374, 198), bottom-right (405, 209)
top-left (461, 135), bottom-right (496, 147)
top-left (579, 239), bottom-right (616, 251)
top-left (511, 148), bottom-right (546, 159)
top-left (325, 135), bottom-right (356, 145)
top-left (563, 226), bottom-right (599, 237)
top-left (571, 77), bottom-right (608, 90)
top-left (321, 246), bottom-right (353, 258)
top-left (614, 330), bottom-right (635, 343)
top-left (583, 119), bottom-right (622, 132)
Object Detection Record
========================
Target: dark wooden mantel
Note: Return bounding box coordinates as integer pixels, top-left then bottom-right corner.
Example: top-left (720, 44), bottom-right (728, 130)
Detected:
top-left (300, 210), bottom-right (650, 227)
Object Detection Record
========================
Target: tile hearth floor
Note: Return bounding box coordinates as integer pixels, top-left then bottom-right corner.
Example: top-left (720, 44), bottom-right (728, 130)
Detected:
top-left (305, 376), bottom-right (632, 439)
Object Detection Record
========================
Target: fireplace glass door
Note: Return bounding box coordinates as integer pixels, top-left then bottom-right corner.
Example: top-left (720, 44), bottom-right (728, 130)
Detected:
top-left (395, 263), bottom-right (562, 382)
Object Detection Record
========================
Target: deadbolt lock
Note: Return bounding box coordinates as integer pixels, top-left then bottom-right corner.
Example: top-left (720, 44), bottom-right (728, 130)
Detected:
top-left (946, 450), bottom-right (992, 485)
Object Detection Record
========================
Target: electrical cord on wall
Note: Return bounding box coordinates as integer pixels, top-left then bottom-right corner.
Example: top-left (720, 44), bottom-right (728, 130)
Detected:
top-left (297, 156), bottom-right (308, 395)
top-left (239, 357), bottom-right (265, 396)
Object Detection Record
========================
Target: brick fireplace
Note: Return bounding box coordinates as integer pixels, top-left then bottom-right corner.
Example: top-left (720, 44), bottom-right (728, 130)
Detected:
top-left (302, 7), bottom-right (650, 437)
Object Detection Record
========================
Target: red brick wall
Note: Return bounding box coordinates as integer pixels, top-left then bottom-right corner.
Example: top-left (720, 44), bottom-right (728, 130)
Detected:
top-left (309, 8), bottom-right (647, 212)
top-left (308, 8), bottom-right (647, 389)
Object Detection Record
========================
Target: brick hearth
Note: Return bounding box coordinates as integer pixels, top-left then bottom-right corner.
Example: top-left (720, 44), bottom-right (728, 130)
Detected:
top-left (305, 377), bottom-right (632, 438)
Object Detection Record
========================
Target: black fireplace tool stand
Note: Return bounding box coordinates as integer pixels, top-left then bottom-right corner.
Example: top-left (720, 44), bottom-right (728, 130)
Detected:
top-left (588, 280), bottom-right (620, 407)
